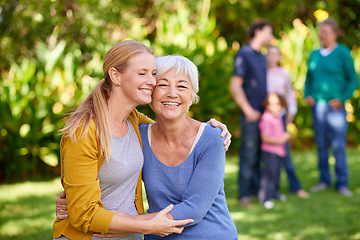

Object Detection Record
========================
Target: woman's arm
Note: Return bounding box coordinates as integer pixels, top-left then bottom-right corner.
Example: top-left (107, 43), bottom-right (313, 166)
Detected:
top-left (56, 192), bottom-right (157, 222)
top-left (93, 209), bottom-right (183, 238)
top-left (56, 193), bottom-right (191, 237)
top-left (107, 204), bottom-right (190, 237)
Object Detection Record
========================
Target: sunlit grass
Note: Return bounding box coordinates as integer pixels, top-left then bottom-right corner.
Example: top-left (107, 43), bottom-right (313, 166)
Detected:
top-left (0, 179), bottom-right (63, 239)
top-left (1, 149), bottom-right (360, 239)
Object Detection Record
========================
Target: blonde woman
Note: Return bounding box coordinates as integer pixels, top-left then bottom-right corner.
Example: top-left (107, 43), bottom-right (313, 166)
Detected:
top-left (53, 41), bottom-right (194, 240)
top-left (53, 41), bottom-right (230, 240)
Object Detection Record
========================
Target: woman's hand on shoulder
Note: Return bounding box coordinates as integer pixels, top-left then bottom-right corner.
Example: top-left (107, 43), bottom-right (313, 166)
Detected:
top-left (208, 118), bottom-right (232, 151)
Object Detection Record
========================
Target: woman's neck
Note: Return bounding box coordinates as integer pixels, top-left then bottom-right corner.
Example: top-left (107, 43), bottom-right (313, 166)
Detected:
top-left (107, 93), bottom-right (137, 136)
top-left (153, 116), bottom-right (195, 144)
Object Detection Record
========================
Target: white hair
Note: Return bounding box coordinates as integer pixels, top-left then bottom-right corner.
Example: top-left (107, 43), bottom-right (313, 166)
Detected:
top-left (155, 55), bottom-right (199, 104)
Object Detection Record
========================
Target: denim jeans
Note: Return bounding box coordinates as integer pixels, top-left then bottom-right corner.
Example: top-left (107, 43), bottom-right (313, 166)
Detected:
top-left (238, 112), bottom-right (261, 199)
top-left (311, 103), bottom-right (348, 188)
top-left (259, 151), bottom-right (282, 203)
top-left (281, 117), bottom-right (302, 193)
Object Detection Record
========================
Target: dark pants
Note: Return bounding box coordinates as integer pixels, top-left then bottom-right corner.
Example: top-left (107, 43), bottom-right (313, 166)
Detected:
top-left (311, 103), bottom-right (348, 188)
top-left (238, 112), bottom-right (261, 199)
top-left (259, 151), bottom-right (282, 203)
top-left (281, 117), bottom-right (302, 193)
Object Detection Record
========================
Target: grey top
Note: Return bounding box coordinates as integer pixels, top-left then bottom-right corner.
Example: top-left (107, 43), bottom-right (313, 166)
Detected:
top-left (91, 120), bottom-right (143, 240)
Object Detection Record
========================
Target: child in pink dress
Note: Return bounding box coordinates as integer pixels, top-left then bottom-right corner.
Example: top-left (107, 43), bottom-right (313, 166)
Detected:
top-left (266, 46), bottom-right (309, 199)
top-left (258, 93), bottom-right (290, 209)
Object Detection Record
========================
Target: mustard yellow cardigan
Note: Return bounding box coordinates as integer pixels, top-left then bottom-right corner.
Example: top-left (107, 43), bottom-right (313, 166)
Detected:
top-left (53, 109), bottom-right (153, 240)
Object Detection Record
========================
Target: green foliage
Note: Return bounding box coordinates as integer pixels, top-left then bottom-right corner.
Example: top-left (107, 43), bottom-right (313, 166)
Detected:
top-left (0, 38), bottom-right (99, 181)
top-left (209, 0), bottom-right (360, 49)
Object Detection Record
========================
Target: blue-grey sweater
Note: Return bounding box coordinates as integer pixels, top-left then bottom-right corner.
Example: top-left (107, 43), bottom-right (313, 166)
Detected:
top-left (140, 123), bottom-right (238, 240)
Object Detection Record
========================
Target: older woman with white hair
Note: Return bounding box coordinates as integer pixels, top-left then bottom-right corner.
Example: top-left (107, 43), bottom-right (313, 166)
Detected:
top-left (139, 55), bottom-right (238, 239)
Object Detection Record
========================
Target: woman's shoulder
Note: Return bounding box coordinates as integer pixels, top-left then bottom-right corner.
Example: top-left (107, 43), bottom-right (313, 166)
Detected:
top-left (61, 119), bottom-right (97, 145)
top-left (192, 123), bottom-right (225, 158)
top-left (201, 123), bottom-right (224, 144)
top-left (79, 119), bottom-right (97, 138)
top-left (88, 119), bottom-right (96, 130)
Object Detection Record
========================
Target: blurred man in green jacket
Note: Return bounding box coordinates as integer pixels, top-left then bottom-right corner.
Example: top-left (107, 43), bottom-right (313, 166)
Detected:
top-left (305, 17), bottom-right (359, 197)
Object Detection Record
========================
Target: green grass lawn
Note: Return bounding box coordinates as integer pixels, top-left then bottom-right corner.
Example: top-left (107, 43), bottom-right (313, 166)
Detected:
top-left (1, 149), bottom-right (360, 240)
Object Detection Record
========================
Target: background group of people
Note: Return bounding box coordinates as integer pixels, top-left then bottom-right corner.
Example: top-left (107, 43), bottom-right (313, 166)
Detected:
top-left (230, 18), bottom-right (358, 209)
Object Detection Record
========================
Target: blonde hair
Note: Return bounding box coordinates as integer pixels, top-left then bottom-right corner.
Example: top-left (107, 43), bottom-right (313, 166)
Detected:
top-left (61, 40), bottom-right (154, 161)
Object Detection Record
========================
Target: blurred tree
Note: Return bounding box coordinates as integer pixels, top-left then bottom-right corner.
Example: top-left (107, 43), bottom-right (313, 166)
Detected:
top-left (209, 0), bottom-right (360, 48)
top-left (1, 0), bottom-right (359, 71)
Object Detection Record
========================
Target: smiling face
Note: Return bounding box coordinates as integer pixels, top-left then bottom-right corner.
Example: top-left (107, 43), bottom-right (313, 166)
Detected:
top-left (150, 69), bottom-right (193, 121)
top-left (117, 52), bottom-right (157, 105)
